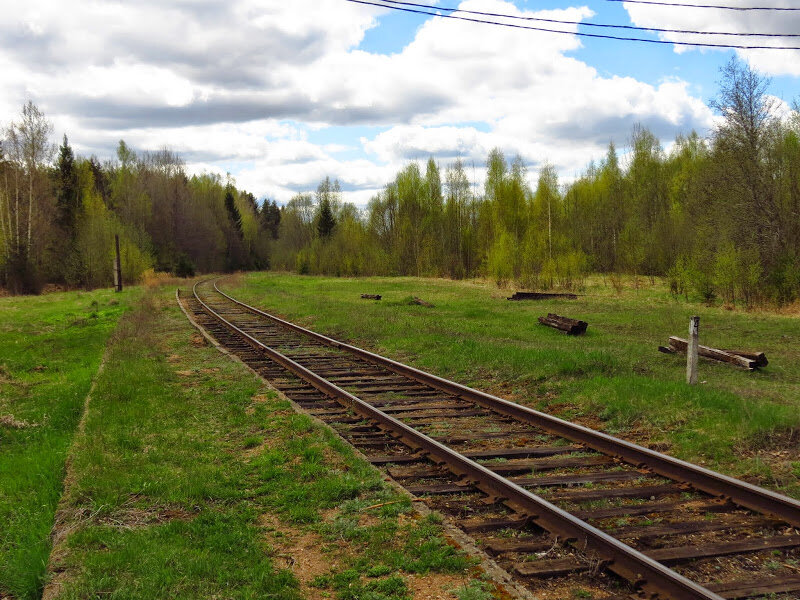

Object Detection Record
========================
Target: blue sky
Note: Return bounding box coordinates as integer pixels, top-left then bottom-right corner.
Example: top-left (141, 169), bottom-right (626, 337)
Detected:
top-left (1, 0), bottom-right (798, 205)
top-left (360, 1), bottom-right (800, 101)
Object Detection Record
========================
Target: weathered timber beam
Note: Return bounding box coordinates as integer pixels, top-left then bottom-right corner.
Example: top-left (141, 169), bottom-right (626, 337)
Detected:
top-left (538, 313), bottom-right (588, 335)
top-left (669, 337), bottom-right (757, 370)
top-left (411, 296), bottom-right (434, 307)
top-left (721, 349), bottom-right (768, 368)
top-left (508, 291), bottom-right (578, 300)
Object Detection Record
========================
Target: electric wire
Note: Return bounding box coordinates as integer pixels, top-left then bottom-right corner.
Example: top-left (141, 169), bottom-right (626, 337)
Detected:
top-left (346, 0), bottom-right (800, 49)
top-left (606, 0), bottom-right (800, 11)
top-left (377, 0), bottom-right (800, 37)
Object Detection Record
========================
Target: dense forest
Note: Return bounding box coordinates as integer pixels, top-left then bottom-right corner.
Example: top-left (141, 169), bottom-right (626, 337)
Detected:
top-left (0, 105), bottom-right (279, 294)
top-left (1, 58), bottom-right (798, 304)
top-left (274, 59), bottom-right (800, 305)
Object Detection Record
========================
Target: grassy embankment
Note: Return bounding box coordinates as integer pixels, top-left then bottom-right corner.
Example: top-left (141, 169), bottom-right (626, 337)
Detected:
top-left (37, 282), bottom-right (489, 600)
top-left (1, 288), bottom-right (133, 599)
top-left (224, 273), bottom-right (800, 498)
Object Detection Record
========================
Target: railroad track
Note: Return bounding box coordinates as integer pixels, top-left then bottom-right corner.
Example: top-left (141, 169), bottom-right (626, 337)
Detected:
top-left (179, 279), bottom-right (800, 600)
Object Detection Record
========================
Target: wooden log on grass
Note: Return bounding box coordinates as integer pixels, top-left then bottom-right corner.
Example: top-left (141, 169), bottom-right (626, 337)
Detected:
top-left (721, 349), bottom-right (768, 368)
top-left (361, 294), bottom-right (382, 300)
top-left (538, 313), bottom-right (588, 336)
top-left (411, 296), bottom-right (434, 308)
top-left (508, 291), bottom-right (578, 301)
top-left (668, 337), bottom-right (757, 370)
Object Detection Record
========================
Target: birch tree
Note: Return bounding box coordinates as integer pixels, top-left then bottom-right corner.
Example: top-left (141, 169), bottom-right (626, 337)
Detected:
top-left (2, 102), bottom-right (54, 292)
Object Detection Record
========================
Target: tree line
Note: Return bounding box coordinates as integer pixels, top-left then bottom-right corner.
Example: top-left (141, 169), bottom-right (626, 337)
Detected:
top-left (0, 105), bottom-right (281, 294)
top-left (1, 58), bottom-right (798, 305)
top-left (272, 58), bottom-right (800, 305)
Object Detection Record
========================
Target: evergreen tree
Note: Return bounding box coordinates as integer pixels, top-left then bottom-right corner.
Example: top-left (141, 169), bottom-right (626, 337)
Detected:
top-left (260, 200), bottom-right (281, 239)
top-left (315, 177), bottom-right (339, 239)
top-left (316, 195), bottom-right (336, 238)
top-left (55, 134), bottom-right (80, 232)
top-left (223, 185), bottom-right (247, 271)
top-left (88, 156), bottom-right (111, 206)
top-left (225, 186), bottom-right (243, 235)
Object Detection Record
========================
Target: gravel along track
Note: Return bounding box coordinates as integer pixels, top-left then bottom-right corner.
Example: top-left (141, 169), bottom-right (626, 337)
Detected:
top-left (179, 279), bottom-right (800, 600)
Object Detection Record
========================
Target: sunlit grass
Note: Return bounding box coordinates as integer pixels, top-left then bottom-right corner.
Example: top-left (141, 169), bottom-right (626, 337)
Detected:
top-left (45, 284), bottom-right (477, 599)
top-left (0, 288), bottom-right (133, 599)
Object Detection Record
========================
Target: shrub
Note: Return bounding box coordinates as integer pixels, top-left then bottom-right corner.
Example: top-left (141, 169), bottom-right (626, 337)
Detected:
top-left (174, 254), bottom-right (196, 278)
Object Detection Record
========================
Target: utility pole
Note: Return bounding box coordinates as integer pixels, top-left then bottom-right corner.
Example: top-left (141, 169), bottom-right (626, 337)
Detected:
top-left (113, 234), bottom-right (122, 292)
top-left (548, 195), bottom-right (552, 261)
top-left (686, 316), bottom-right (699, 385)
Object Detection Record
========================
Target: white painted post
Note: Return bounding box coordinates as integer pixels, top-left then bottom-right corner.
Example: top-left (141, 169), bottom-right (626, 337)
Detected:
top-left (687, 316), bottom-right (699, 385)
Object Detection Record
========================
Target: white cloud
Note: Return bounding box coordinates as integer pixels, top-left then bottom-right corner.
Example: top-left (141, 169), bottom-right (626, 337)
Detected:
top-left (0, 0), bottom-right (723, 205)
top-left (622, 1), bottom-right (800, 76)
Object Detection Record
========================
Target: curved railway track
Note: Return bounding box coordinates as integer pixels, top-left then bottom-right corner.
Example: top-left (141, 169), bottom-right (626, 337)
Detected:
top-left (179, 278), bottom-right (800, 600)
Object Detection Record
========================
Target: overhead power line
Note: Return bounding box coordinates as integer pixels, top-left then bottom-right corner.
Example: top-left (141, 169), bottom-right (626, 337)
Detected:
top-left (346, 0), bottom-right (800, 49)
top-left (606, 0), bottom-right (800, 11)
top-left (377, 0), bottom-right (800, 37)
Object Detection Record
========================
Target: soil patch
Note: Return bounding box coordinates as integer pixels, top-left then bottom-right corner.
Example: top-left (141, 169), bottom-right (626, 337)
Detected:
top-left (0, 414), bottom-right (36, 429)
top-left (260, 513), bottom-right (338, 600)
top-left (406, 572), bottom-right (469, 600)
top-left (736, 428), bottom-right (800, 488)
top-left (0, 364), bottom-right (14, 383)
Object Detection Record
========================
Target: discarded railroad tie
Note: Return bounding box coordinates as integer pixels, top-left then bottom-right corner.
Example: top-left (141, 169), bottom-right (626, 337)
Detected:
top-left (538, 313), bottom-right (588, 335)
top-left (661, 337), bottom-right (767, 370)
top-left (410, 296), bottom-right (434, 308)
top-left (720, 348), bottom-right (769, 368)
top-left (360, 294), bottom-right (382, 300)
top-left (508, 291), bottom-right (578, 301)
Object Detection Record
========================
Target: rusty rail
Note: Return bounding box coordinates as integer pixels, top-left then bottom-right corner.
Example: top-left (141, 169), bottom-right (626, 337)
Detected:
top-left (212, 279), bottom-right (800, 530)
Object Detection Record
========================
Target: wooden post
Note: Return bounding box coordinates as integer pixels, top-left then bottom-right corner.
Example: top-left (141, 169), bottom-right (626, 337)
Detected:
top-left (113, 234), bottom-right (122, 292)
top-left (686, 316), bottom-right (699, 385)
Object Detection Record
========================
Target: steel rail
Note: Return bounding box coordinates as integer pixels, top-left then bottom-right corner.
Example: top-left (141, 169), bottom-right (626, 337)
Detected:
top-left (212, 279), bottom-right (800, 529)
top-left (193, 280), bottom-right (724, 600)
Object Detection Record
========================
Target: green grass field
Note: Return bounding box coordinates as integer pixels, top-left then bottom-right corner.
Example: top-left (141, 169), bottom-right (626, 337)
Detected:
top-left (0, 288), bottom-right (133, 599)
top-left (223, 273), bottom-right (800, 498)
top-left (37, 283), bottom-right (485, 600)
top-left (4, 272), bottom-right (799, 599)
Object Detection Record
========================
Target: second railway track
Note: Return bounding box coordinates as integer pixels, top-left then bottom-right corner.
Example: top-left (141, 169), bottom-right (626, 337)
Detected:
top-left (179, 278), bottom-right (800, 600)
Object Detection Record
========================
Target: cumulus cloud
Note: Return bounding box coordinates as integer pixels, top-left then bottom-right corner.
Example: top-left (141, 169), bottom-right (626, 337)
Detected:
top-left (0, 0), bottom-right (722, 204)
top-left (621, 1), bottom-right (800, 77)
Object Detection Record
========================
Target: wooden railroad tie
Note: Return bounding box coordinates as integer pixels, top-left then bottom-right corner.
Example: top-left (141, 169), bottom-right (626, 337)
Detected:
top-left (538, 313), bottom-right (588, 336)
top-left (410, 296), bottom-right (434, 307)
top-left (360, 294), bottom-right (382, 300)
top-left (659, 336), bottom-right (768, 370)
top-left (508, 291), bottom-right (578, 301)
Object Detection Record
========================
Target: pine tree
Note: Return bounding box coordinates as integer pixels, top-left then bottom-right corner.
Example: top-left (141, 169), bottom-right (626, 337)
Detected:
top-left (260, 200), bottom-right (281, 239)
top-left (317, 195), bottom-right (336, 238)
top-left (56, 135), bottom-right (79, 232)
top-left (315, 177), bottom-right (339, 239)
top-left (225, 186), bottom-right (243, 235)
top-left (223, 186), bottom-right (246, 271)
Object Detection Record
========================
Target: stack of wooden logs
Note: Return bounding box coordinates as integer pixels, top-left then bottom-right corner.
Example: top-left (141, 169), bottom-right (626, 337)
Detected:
top-left (538, 313), bottom-right (588, 336)
top-left (659, 337), bottom-right (768, 370)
